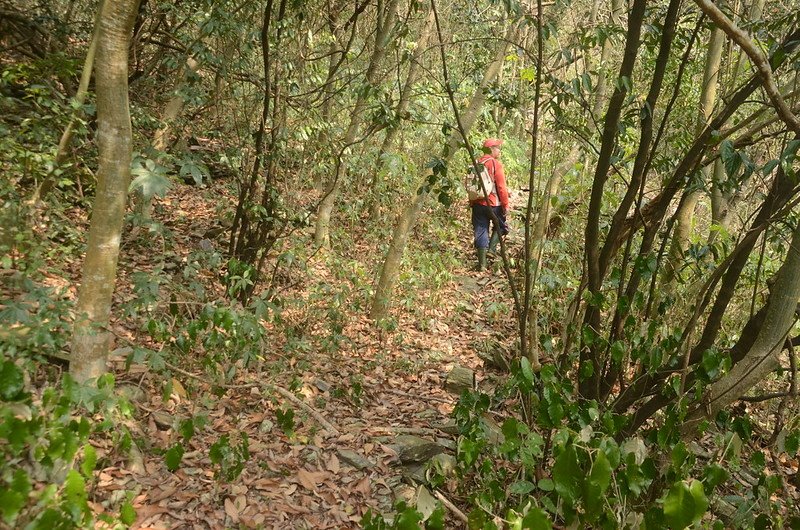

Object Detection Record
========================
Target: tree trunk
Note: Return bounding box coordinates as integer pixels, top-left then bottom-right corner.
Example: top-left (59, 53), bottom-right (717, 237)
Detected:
top-left (152, 57), bottom-right (200, 152)
top-left (35, 1), bottom-right (104, 201)
top-left (367, 9), bottom-right (435, 222)
top-left (684, 217), bottom-right (800, 430)
top-left (131, 56), bottom-right (201, 225)
top-left (70, 0), bottom-right (140, 383)
top-left (314, 0), bottom-right (400, 247)
top-left (580, 0), bottom-right (649, 398)
top-left (369, 22), bottom-right (518, 322)
top-left (662, 25), bottom-right (725, 287)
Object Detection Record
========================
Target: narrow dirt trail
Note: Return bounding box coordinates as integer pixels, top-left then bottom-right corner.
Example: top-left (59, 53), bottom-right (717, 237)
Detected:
top-left (88, 182), bottom-right (518, 529)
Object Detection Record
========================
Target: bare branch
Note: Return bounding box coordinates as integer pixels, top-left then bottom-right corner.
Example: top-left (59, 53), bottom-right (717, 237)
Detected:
top-left (693, 0), bottom-right (800, 135)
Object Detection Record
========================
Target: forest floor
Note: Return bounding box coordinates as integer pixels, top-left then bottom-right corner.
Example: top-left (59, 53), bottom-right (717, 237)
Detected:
top-left (57, 180), bottom-right (519, 529)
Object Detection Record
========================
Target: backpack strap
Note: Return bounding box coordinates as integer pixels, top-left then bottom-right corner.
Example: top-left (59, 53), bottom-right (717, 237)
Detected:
top-left (483, 157), bottom-right (497, 182)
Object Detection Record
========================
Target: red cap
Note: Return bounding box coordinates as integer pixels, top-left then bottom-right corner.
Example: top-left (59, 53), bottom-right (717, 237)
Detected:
top-left (482, 138), bottom-right (503, 148)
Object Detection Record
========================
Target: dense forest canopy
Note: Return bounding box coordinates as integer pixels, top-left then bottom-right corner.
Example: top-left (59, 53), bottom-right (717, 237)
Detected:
top-left (2, 0), bottom-right (800, 527)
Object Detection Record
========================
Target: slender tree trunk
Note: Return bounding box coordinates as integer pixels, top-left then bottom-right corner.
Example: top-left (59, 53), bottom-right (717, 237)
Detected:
top-left (314, 0), bottom-right (400, 247)
top-left (367, 9), bottom-right (435, 222)
top-left (70, 0), bottom-right (140, 383)
top-left (369, 22), bottom-right (518, 322)
top-left (152, 57), bottom-right (200, 151)
top-left (590, 0), bottom-right (622, 124)
top-left (662, 25), bottom-right (725, 287)
top-left (130, 56), bottom-right (201, 225)
top-left (580, 0), bottom-right (648, 399)
top-left (35, 1), bottom-right (104, 201)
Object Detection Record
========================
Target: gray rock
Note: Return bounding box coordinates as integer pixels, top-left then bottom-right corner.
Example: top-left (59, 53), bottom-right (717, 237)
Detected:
top-left (432, 420), bottom-right (460, 436)
top-left (395, 435), bottom-right (446, 464)
top-left (336, 449), bottom-right (373, 470)
top-left (427, 453), bottom-right (457, 480)
top-left (445, 364), bottom-right (474, 394)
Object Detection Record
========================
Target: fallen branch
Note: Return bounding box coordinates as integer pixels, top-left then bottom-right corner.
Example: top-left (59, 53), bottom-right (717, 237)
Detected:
top-left (433, 489), bottom-right (468, 524)
top-left (380, 388), bottom-right (453, 404)
top-left (272, 385), bottom-right (341, 436)
top-left (368, 426), bottom-right (441, 436)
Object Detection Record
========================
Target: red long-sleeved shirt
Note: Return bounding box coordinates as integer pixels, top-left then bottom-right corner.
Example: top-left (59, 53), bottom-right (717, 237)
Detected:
top-left (470, 154), bottom-right (509, 211)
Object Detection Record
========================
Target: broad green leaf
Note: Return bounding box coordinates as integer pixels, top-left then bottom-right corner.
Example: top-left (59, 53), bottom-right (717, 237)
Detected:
top-left (552, 444), bottom-right (582, 503)
top-left (702, 463), bottom-right (728, 491)
top-left (584, 450), bottom-right (612, 519)
top-left (0, 360), bottom-right (24, 401)
top-left (0, 469), bottom-right (30, 523)
top-left (537, 478), bottom-right (554, 491)
top-left (426, 505), bottom-right (445, 529)
top-left (520, 357), bottom-right (534, 385)
top-left (80, 444), bottom-right (97, 478)
top-left (664, 479), bottom-right (707, 529)
top-left (509, 480), bottom-right (535, 495)
top-left (688, 479), bottom-right (709, 519)
top-left (395, 503), bottom-right (423, 529)
top-left (521, 508), bottom-right (552, 529)
top-left (663, 481), bottom-right (693, 529)
top-left (130, 171), bottom-right (171, 199)
top-left (120, 501), bottom-right (136, 525)
top-left (165, 443), bottom-right (184, 471)
top-left (64, 469), bottom-right (87, 506)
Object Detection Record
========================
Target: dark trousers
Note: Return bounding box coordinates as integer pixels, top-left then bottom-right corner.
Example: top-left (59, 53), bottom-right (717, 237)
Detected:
top-left (471, 204), bottom-right (507, 249)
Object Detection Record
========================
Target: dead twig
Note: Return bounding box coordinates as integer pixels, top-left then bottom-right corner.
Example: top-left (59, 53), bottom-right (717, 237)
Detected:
top-left (433, 489), bottom-right (468, 524)
top-left (379, 388), bottom-right (453, 404)
top-left (272, 385), bottom-right (341, 436)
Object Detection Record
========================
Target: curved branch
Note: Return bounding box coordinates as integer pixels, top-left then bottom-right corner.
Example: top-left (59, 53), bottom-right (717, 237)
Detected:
top-left (693, 0), bottom-right (800, 135)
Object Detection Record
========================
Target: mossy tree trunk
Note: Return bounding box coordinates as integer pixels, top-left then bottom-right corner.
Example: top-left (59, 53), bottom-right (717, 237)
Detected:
top-left (70, 0), bottom-right (140, 383)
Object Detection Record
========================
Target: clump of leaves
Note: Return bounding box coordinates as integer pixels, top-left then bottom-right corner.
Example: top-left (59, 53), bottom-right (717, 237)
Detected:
top-left (209, 432), bottom-right (249, 482)
top-left (361, 501), bottom-right (445, 530)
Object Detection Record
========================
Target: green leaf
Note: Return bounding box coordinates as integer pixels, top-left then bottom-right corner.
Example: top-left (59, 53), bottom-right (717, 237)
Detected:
top-left (663, 481), bottom-right (693, 529)
top-left (0, 469), bottom-right (31, 523)
top-left (784, 430), bottom-right (799, 455)
top-left (762, 159), bottom-right (779, 176)
top-left (720, 140), bottom-right (741, 179)
top-left (426, 505), bottom-right (445, 529)
top-left (0, 360), bottom-right (24, 401)
top-left (584, 450), bottom-right (612, 519)
top-left (129, 171), bottom-right (171, 199)
top-left (395, 502), bottom-right (423, 529)
top-left (520, 357), bottom-right (534, 385)
top-left (165, 443), bottom-right (184, 472)
top-left (120, 501), bottom-right (136, 525)
top-left (520, 67), bottom-right (536, 82)
top-left (702, 463), bottom-right (728, 491)
top-left (509, 480), bottom-right (535, 495)
top-left (179, 160), bottom-right (208, 186)
top-left (610, 341), bottom-right (625, 364)
top-left (521, 508), bottom-right (552, 529)
top-left (552, 444), bottom-right (582, 503)
top-left (64, 469), bottom-right (87, 506)
top-left (80, 444), bottom-right (97, 478)
top-left (179, 418), bottom-right (195, 442)
top-left (663, 479), bottom-right (708, 529)
top-left (537, 478), bottom-right (554, 491)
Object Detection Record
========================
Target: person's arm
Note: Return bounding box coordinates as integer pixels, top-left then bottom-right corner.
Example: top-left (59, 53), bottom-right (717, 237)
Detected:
top-left (494, 160), bottom-right (509, 212)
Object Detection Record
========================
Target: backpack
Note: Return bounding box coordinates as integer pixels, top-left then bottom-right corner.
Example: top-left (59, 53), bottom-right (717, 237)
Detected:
top-left (464, 159), bottom-right (495, 201)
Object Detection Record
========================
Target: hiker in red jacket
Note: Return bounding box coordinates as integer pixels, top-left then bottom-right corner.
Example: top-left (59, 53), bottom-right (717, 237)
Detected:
top-left (470, 138), bottom-right (509, 271)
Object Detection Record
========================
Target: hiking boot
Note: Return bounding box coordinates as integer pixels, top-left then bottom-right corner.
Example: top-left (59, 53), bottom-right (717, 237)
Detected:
top-left (476, 248), bottom-right (488, 271)
top-left (488, 231), bottom-right (500, 254)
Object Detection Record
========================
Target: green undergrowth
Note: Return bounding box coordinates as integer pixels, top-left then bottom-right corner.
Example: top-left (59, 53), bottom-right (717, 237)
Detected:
top-left (434, 360), bottom-right (800, 529)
